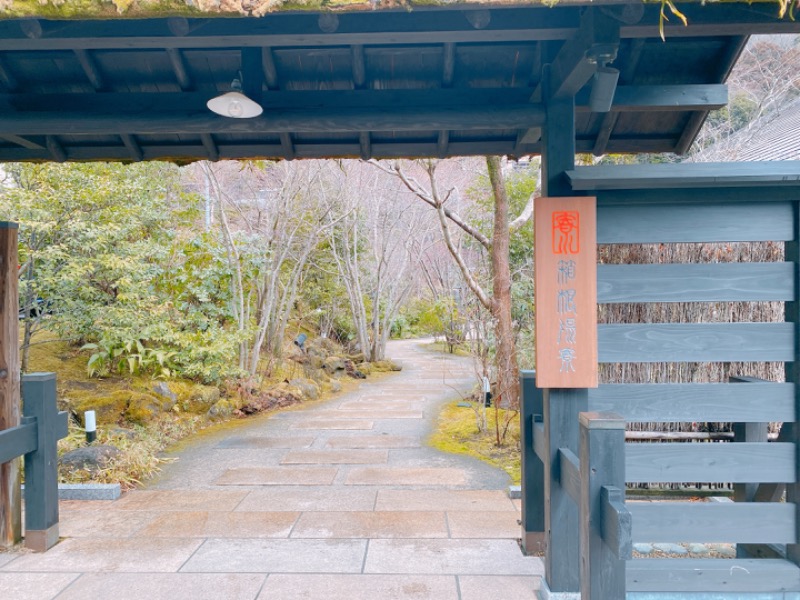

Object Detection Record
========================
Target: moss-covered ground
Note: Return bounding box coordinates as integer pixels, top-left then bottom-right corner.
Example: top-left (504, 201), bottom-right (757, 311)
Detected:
top-left (428, 400), bottom-right (521, 485)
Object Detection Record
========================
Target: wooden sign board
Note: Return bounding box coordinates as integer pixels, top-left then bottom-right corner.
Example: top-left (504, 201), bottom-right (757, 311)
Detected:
top-left (534, 197), bottom-right (598, 388)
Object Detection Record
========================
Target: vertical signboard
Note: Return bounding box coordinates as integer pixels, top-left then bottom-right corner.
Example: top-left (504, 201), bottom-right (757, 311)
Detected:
top-left (534, 197), bottom-right (598, 388)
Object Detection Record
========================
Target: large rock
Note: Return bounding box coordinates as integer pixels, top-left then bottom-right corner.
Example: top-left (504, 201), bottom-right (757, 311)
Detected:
top-left (290, 378), bottom-right (320, 400)
top-left (322, 356), bottom-right (346, 375)
top-left (60, 444), bottom-right (120, 473)
top-left (152, 382), bottom-right (178, 404)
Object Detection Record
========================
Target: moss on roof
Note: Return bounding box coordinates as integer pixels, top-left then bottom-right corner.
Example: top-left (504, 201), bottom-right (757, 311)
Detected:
top-left (0, 0), bottom-right (792, 23)
top-left (0, 0), bottom-right (541, 20)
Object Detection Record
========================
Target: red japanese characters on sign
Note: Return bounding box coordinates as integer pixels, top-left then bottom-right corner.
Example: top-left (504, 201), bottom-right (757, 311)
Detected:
top-left (534, 197), bottom-right (598, 389)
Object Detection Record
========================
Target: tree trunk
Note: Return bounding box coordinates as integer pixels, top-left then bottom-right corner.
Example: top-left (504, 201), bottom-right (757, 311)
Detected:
top-left (487, 156), bottom-right (520, 409)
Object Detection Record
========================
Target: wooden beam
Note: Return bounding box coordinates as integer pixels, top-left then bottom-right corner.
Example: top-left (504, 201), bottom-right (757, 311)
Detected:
top-left (0, 56), bottom-right (18, 93)
top-left (166, 48), bottom-right (193, 91)
top-left (261, 47), bottom-right (279, 90)
top-left (73, 49), bottom-right (105, 92)
top-left (279, 132), bottom-right (295, 160)
top-left (0, 222), bottom-right (21, 549)
top-left (45, 136), bottom-right (66, 162)
top-left (0, 138), bottom-right (519, 162)
top-left (200, 133), bottom-right (219, 161)
top-left (120, 133), bottom-right (143, 161)
top-left (547, 8), bottom-right (619, 100)
top-left (0, 104), bottom-right (547, 136)
top-left (593, 37), bottom-right (644, 156)
top-left (3, 85), bottom-right (722, 116)
top-left (18, 19), bottom-right (42, 40)
top-left (0, 134), bottom-right (43, 150)
top-left (437, 130), bottom-right (449, 158)
top-left (241, 48), bottom-right (264, 100)
top-left (359, 131), bottom-right (371, 161)
top-left (442, 42), bottom-right (456, 88)
top-left (167, 17), bottom-right (190, 37)
top-left (351, 45), bottom-right (366, 90)
top-left (0, 8), bottom-right (581, 51)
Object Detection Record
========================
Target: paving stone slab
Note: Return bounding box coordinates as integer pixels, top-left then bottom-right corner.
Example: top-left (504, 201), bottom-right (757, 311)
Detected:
top-left (236, 488), bottom-right (377, 512)
top-left (0, 572), bottom-right (80, 599)
top-left (326, 435), bottom-right (420, 449)
top-left (281, 449), bottom-right (388, 465)
top-left (337, 400), bottom-right (426, 411)
top-left (345, 467), bottom-right (467, 486)
top-left (3, 538), bottom-right (203, 573)
top-left (291, 511), bottom-right (448, 539)
top-left (113, 490), bottom-right (248, 512)
top-left (310, 410), bottom-right (424, 420)
top-left (136, 511), bottom-right (300, 538)
top-left (180, 539), bottom-right (367, 573)
top-left (447, 511), bottom-right (521, 539)
top-left (217, 436), bottom-right (315, 449)
top-left (0, 553), bottom-right (18, 568)
top-left (258, 574), bottom-right (459, 599)
top-left (216, 467), bottom-right (338, 486)
top-left (376, 490), bottom-right (517, 512)
top-left (291, 419), bottom-right (374, 430)
top-left (364, 539), bottom-right (544, 576)
top-left (56, 573), bottom-right (267, 600)
top-left (58, 500), bottom-right (115, 511)
top-left (458, 575), bottom-right (541, 600)
top-left (59, 510), bottom-right (159, 538)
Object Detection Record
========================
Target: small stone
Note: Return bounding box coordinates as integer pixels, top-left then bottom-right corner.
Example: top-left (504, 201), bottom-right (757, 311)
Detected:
top-left (322, 356), bottom-right (346, 374)
top-left (653, 543), bottom-right (688, 555)
top-left (152, 382), bottom-right (177, 403)
top-left (330, 381), bottom-right (342, 393)
top-left (687, 543), bottom-right (711, 555)
top-left (60, 444), bottom-right (120, 473)
top-left (290, 378), bottom-right (320, 400)
top-left (633, 543), bottom-right (654, 554)
top-left (708, 543), bottom-right (736, 558)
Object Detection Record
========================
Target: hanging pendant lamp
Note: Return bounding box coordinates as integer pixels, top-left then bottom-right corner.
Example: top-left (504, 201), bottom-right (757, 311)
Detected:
top-left (207, 76), bottom-right (263, 119)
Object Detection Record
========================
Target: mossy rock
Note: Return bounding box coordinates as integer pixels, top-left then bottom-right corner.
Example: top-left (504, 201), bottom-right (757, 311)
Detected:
top-left (169, 381), bottom-right (221, 413)
top-left (322, 356), bottom-right (346, 374)
top-left (357, 362), bottom-right (373, 375)
top-left (71, 391), bottom-right (131, 426)
top-left (290, 378), bottom-right (320, 400)
top-left (125, 391), bottom-right (175, 425)
top-left (208, 399), bottom-right (236, 418)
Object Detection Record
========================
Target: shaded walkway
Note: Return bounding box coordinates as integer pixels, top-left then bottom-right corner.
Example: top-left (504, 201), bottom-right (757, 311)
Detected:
top-left (1, 339), bottom-right (543, 599)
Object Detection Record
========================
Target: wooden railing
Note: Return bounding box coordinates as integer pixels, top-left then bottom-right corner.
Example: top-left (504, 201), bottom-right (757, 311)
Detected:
top-left (0, 373), bottom-right (68, 551)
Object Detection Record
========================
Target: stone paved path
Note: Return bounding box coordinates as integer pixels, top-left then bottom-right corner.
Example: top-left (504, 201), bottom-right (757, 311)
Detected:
top-left (0, 339), bottom-right (544, 599)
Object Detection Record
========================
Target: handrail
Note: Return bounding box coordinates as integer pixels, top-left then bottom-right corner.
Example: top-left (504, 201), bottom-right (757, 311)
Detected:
top-left (0, 373), bottom-right (68, 552)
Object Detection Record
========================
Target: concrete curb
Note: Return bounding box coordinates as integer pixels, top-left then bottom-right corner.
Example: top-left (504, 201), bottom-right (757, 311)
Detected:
top-left (22, 483), bottom-right (121, 501)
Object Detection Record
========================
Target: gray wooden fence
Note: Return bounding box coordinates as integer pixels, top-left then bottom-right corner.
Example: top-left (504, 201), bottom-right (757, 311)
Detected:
top-left (522, 162), bottom-right (800, 599)
top-left (0, 373), bottom-right (68, 551)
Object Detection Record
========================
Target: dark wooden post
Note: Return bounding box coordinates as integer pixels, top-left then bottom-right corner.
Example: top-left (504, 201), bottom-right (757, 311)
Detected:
top-left (579, 412), bottom-right (629, 600)
top-left (541, 64), bottom-right (587, 593)
top-left (22, 373), bottom-right (62, 552)
top-left (520, 370), bottom-right (545, 553)
top-left (0, 221), bottom-right (21, 548)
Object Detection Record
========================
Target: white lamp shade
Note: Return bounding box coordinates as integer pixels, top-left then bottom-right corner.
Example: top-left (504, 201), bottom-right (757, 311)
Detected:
top-left (207, 91), bottom-right (263, 119)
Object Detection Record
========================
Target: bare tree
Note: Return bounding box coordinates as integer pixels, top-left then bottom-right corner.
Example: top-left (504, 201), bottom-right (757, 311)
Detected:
top-left (329, 161), bottom-right (432, 361)
top-left (371, 157), bottom-right (535, 410)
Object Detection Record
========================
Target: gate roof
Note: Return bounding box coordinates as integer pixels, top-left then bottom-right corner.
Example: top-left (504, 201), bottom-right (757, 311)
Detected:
top-left (0, 2), bottom-right (797, 163)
